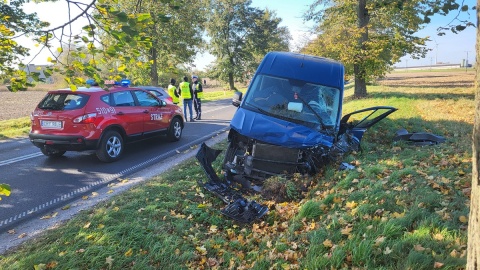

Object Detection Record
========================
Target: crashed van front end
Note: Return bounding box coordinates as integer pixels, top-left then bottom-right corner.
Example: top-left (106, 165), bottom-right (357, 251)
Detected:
top-left (196, 52), bottom-right (396, 223)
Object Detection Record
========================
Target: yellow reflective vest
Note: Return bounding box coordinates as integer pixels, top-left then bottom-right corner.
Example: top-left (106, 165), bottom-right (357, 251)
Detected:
top-left (192, 83), bottom-right (204, 99)
top-left (167, 84), bottom-right (179, 103)
top-left (179, 81), bottom-right (192, 99)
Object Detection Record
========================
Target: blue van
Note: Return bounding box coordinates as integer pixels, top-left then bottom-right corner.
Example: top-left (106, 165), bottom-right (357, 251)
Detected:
top-left (196, 52), bottom-right (396, 222)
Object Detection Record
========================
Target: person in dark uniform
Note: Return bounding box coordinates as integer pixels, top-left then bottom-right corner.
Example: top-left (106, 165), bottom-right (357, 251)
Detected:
top-left (192, 75), bottom-right (203, 120)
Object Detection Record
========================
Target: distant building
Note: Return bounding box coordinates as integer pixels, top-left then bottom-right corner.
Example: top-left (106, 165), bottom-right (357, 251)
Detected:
top-left (22, 64), bottom-right (54, 84)
top-left (393, 63), bottom-right (472, 71)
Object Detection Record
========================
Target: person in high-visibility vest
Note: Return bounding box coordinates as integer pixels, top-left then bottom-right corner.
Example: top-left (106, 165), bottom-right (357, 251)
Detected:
top-left (178, 76), bottom-right (195, 122)
top-left (167, 78), bottom-right (179, 105)
top-left (192, 75), bottom-right (203, 120)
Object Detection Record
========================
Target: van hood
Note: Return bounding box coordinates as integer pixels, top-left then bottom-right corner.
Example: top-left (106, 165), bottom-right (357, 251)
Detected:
top-left (230, 108), bottom-right (334, 149)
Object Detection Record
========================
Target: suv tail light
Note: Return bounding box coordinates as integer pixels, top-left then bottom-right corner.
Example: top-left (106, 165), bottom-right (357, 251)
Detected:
top-left (166, 97), bottom-right (173, 104)
top-left (73, 113), bottom-right (97, 123)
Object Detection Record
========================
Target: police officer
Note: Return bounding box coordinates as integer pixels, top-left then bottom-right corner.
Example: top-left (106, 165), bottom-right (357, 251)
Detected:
top-left (192, 75), bottom-right (203, 120)
top-left (167, 78), bottom-right (179, 105)
top-left (179, 76), bottom-right (195, 122)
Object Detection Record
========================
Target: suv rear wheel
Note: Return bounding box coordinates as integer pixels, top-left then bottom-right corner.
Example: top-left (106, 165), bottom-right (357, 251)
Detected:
top-left (40, 148), bottom-right (66, 157)
top-left (167, 117), bottom-right (182, 142)
top-left (96, 130), bottom-right (124, 162)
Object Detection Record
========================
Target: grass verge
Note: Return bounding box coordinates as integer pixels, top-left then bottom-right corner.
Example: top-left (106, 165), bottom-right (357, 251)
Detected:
top-left (0, 82), bottom-right (472, 269)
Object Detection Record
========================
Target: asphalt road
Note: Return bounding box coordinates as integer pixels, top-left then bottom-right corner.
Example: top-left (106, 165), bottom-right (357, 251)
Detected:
top-left (0, 98), bottom-right (237, 233)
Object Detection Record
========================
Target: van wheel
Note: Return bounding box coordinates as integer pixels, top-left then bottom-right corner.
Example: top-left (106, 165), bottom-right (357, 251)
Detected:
top-left (96, 130), bottom-right (123, 162)
top-left (40, 148), bottom-right (66, 157)
top-left (167, 118), bottom-right (182, 142)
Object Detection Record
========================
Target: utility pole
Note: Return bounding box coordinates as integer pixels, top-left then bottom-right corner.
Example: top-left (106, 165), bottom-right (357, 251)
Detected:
top-left (465, 51), bottom-right (470, 72)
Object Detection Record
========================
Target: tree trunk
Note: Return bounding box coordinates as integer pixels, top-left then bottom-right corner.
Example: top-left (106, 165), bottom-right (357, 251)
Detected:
top-left (150, 47), bottom-right (158, 86)
top-left (466, 3), bottom-right (480, 268)
top-left (228, 72), bottom-right (235, 90)
top-left (354, 64), bottom-right (367, 98)
top-left (353, 0), bottom-right (368, 98)
top-left (228, 55), bottom-right (236, 90)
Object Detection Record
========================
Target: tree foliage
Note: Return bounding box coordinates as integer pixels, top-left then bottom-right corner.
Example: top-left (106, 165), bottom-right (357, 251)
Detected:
top-left (303, 0), bottom-right (474, 98)
top-left (205, 0), bottom-right (290, 90)
top-left (1, 0), bottom-right (160, 91)
top-left (101, 0), bottom-right (207, 86)
top-left (1, 0), bottom-right (50, 90)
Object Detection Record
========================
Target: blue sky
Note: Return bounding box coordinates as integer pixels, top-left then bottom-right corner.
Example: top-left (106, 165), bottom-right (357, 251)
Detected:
top-left (251, 0), bottom-right (476, 68)
top-left (21, 0), bottom-right (476, 69)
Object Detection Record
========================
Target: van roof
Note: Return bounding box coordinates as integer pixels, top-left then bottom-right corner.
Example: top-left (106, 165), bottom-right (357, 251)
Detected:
top-left (256, 51), bottom-right (344, 90)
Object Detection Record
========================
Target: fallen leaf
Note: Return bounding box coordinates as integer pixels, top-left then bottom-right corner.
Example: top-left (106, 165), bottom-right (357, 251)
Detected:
top-left (61, 205), bottom-right (71, 210)
top-left (196, 245), bottom-right (207, 255)
top-left (345, 201), bottom-right (358, 209)
top-left (33, 264), bottom-right (46, 270)
top-left (106, 256), bottom-right (114, 268)
top-left (323, 239), bottom-right (333, 248)
top-left (434, 262), bottom-right (444, 268)
top-left (83, 222), bottom-right (91, 229)
top-left (125, 248), bottom-right (133, 257)
top-left (459, 216), bottom-right (468, 223)
top-left (341, 226), bottom-right (353, 235)
top-left (414, 244), bottom-right (425, 251)
top-left (18, 233), bottom-right (27, 238)
top-left (82, 195), bottom-right (89, 200)
top-left (375, 236), bottom-right (385, 246)
top-left (8, 229), bottom-right (15, 234)
top-left (450, 249), bottom-right (459, 258)
top-left (383, 247), bottom-right (392, 255)
top-left (209, 225), bottom-right (218, 233)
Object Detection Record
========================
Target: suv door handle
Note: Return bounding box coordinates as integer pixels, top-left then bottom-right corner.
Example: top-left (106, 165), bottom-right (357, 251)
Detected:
top-left (116, 112), bottom-right (124, 115)
top-left (143, 110), bottom-right (149, 114)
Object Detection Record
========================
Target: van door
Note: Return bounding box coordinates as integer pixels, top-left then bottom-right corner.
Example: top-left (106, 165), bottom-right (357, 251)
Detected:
top-left (339, 106), bottom-right (397, 141)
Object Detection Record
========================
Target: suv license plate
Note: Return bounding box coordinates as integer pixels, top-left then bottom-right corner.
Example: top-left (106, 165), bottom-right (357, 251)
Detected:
top-left (40, 120), bottom-right (62, 129)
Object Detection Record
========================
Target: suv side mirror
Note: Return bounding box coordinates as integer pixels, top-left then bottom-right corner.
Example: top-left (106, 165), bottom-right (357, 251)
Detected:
top-left (232, 91), bottom-right (242, 107)
top-left (160, 100), bottom-right (167, 107)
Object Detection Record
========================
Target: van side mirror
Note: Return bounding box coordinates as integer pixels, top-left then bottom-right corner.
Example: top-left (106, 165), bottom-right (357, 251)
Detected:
top-left (232, 91), bottom-right (242, 107)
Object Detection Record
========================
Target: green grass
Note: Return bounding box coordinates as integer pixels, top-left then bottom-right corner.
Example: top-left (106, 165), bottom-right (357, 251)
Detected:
top-left (0, 117), bottom-right (31, 140)
top-left (0, 81), bottom-right (472, 269)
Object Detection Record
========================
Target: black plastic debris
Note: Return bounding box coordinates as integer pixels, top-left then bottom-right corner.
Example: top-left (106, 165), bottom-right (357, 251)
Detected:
top-left (196, 143), bottom-right (268, 223)
top-left (393, 129), bottom-right (446, 146)
top-left (221, 198), bottom-right (268, 224)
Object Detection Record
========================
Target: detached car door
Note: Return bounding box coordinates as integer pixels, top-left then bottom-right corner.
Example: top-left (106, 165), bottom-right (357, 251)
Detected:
top-left (339, 106), bottom-right (397, 141)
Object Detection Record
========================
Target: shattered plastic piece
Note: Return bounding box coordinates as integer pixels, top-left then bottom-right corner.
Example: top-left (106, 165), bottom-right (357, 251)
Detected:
top-left (393, 129), bottom-right (446, 146)
top-left (196, 143), bottom-right (269, 223)
top-left (221, 199), bottom-right (269, 223)
top-left (339, 162), bottom-right (355, 170)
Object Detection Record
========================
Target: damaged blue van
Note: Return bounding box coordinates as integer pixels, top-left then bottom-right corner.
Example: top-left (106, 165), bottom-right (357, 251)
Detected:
top-left (196, 51), bottom-right (396, 222)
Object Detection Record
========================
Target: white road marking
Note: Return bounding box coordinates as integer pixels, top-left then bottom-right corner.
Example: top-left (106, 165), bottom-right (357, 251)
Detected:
top-left (0, 152), bottom-right (43, 167)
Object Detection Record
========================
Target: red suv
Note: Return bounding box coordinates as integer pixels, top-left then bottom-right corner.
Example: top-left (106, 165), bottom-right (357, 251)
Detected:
top-left (29, 84), bottom-right (184, 162)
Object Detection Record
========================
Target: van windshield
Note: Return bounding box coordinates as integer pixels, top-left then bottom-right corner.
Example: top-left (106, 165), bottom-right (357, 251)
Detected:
top-left (243, 74), bottom-right (341, 130)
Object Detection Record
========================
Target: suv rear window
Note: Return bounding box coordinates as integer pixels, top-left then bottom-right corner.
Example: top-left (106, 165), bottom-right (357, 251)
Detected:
top-left (38, 93), bottom-right (89, 111)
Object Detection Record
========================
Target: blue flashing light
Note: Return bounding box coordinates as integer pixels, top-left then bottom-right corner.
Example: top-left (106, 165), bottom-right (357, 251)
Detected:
top-left (86, 79), bottom-right (95, 85)
top-left (120, 79), bottom-right (131, 86)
